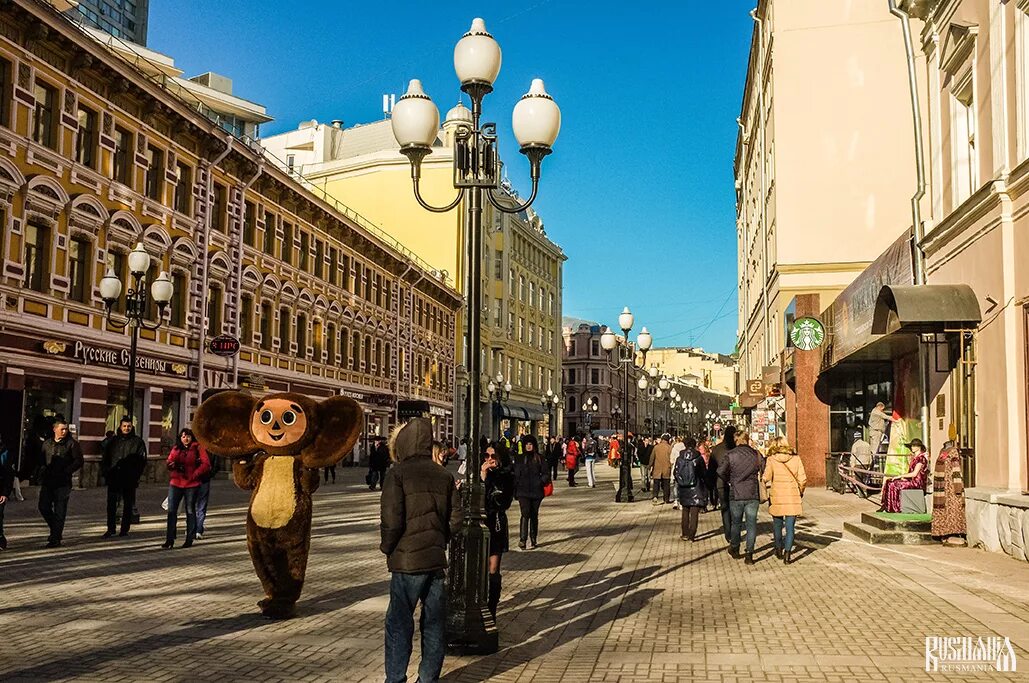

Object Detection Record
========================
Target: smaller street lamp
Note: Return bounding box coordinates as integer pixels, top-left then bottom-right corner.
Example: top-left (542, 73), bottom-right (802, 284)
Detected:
top-left (540, 389), bottom-right (559, 437)
top-left (582, 397), bottom-right (599, 433)
top-left (488, 372), bottom-right (512, 439)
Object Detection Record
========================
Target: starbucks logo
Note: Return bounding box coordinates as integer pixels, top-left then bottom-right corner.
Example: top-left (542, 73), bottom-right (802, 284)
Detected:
top-left (791, 317), bottom-right (825, 351)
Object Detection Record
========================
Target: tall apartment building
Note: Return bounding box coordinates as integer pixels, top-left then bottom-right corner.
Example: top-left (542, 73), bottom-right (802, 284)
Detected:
top-left (0, 0), bottom-right (460, 486)
top-left (261, 112), bottom-right (566, 439)
top-left (69, 0), bottom-right (149, 45)
top-left (734, 0), bottom-right (924, 387)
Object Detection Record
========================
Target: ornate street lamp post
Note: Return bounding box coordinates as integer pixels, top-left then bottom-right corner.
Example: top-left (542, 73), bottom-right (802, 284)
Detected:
top-left (600, 308), bottom-right (652, 503)
top-left (540, 389), bottom-right (559, 437)
top-left (487, 372), bottom-right (511, 441)
top-left (391, 18), bottom-right (560, 653)
top-left (582, 397), bottom-right (598, 433)
top-left (99, 242), bottom-right (174, 423)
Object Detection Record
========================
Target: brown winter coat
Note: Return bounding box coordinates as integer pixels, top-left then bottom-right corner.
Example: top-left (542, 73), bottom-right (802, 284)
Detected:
top-left (763, 452), bottom-right (807, 517)
top-left (650, 441), bottom-right (673, 479)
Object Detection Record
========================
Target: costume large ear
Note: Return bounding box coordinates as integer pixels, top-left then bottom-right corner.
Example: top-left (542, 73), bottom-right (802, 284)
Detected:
top-left (193, 390), bottom-right (261, 458)
top-left (300, 396), bottom-right (363, 469)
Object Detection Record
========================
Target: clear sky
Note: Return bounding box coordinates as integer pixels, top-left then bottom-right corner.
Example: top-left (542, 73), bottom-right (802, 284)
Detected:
top-left (149, 0), bottom-right (754, 355)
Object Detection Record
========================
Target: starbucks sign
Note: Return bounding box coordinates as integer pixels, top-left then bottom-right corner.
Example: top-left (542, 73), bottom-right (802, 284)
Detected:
top-left (790, 317), bottom-right (826, 351)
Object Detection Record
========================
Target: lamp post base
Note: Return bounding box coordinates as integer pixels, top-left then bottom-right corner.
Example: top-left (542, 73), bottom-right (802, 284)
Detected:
top-left (445, 490), bottom-right (499, 655)
top-left (615, 464), bottom-right (635, 503)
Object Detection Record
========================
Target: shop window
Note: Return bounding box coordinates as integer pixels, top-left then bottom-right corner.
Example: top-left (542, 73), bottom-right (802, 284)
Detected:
top-left (76, 106), bottom-right (98, 169)
top-left (207, 285), bottom-right (223, 335)
top-left (240, 294), bottom-right (254, 345)
top-left (160, 392), bottom-right (182, 457)
top-left (174, 162), bottom-right (192, 216)
top-left (32, 79), bottom-right (57, 150)
top-left (68, 237), bottom-right (91, 303)
top-left (106, 386), bottom-right (145, 434)
top-left (213, 182), bottom-right (227, 233)
top-left (296, 313), bottom-right (308, 359)
top-left (259, 301), bottom-right (272, 350)
top-left (243, 201), bottom-right (256, 247)
top-left (171, 271), bottom-right (187, 327)
top-left (23, 222), bottom-right (49, 292)
top-left (278, 307), bottom-right (291, 352)
top-left (145, 145), bottom-right (164, 202)
top-left (113, 126), bottom-right (132, 187)
top-left (22, 378), bottom-right (75, 464)
top-left (0, 57), bottom-right (10, 128)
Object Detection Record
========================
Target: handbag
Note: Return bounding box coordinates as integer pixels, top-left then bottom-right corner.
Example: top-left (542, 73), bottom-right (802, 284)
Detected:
top-left (543, 481), bottom-right (554, 497)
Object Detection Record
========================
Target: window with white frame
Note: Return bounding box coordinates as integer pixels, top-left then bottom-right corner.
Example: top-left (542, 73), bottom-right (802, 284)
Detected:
top-left (1018, 4), bottom-right (1029, 161)
top-left (951, 70), bottom-right (977, 206)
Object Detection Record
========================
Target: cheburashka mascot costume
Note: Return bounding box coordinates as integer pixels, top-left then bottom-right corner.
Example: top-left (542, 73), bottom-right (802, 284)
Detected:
top-left (193, 390), bottom-right (362, 619)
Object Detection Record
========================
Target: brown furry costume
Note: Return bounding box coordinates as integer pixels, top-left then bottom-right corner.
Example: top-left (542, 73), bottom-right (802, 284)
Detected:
top-left (193, 391), bottom-right (361, 619)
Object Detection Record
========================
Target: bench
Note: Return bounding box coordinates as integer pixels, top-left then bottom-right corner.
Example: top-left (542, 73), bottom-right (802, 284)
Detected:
top-left (900, 488), bottom-right (927, 514)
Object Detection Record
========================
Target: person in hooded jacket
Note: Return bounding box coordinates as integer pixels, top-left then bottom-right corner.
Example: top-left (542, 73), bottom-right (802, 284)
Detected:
top-left (762, 437), bottom-right (807, 564)
top-left (163, 428), bottom-right (211, 549)
top-left (380, 418), bottom-right (462, 683)
top-left (481, 441), bottom-right (514, 618)
top-left (674, 438), bottom-right (707, 541)
top-left (513, 435), bottom-right (549, 550)
top-left (101, 416), bottom-right (147, 538)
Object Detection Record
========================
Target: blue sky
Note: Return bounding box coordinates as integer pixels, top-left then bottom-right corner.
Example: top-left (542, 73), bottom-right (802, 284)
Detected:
top-left (149, 0), bottom-right (754, 354)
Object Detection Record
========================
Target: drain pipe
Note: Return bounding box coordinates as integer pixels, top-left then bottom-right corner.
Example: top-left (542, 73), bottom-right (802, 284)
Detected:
top-left (195, 137), bottom-right (233, 411)
top-left (887, 0), bottom-right (931, 449)
top-left (231, 157), bottom-right (265, 388)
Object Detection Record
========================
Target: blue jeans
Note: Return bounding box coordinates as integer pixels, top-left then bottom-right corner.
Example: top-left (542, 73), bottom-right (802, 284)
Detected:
top-left (195, 480), bottom-right (211, 534)
top-left (728, 499), bottom-right (759, 553)
top-left (385, 571), bottom-right (446, 683)
top-left (772, 515), bottom-right (796, 552)
top-left (166, 485), bottom-right (197, 544)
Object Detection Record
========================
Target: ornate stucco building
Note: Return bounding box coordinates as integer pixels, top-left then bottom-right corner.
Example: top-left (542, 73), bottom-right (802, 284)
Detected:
top-left (0, 0), bottom-right (460, 486)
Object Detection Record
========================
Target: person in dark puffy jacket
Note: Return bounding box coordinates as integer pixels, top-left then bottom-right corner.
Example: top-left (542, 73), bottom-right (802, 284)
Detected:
top-left (37, 421), bottom-right (83, 548)
top-left (512, 435), bottom-right (549, 550)
top-left (101, 416), bottom-right (147, 538)
top-left (163, 428), bottom-right (211, 549)
top-left (674, 438), bottom-right (707, 541)
top-left (380, 418), bottom-right (462, 683)
top-left (717, 431), bottom-right (763, 565)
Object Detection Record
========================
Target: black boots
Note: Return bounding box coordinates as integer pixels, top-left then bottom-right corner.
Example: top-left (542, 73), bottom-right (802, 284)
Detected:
top-left (487, 573), bottom-right (502, 619)
top-left (784, 550), bottom-right (793, 565)
top-left (728, 546), bottom-right (741, 559)
top-left (744, 552), bottom-right (755, 565)
top-left (774, 547), bottom-right (783, 560)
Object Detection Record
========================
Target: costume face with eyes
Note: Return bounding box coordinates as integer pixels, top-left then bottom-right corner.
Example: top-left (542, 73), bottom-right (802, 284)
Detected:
top-left (251, 398), bottom-right (310, 450)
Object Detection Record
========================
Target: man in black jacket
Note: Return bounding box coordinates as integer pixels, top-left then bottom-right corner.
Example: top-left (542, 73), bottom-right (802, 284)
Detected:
top-left (0, 437), bottom-right (14, 549)
top-left (38, 421), bottom-right (83, 548)
top-left (369, 437), bottom-right (390, 491)
top-left (101, 417), bottom-right (147, 538)
top-left (717, 431), bottom-right (763, 565)
top-left (380, 418), bottom-right (462, 683)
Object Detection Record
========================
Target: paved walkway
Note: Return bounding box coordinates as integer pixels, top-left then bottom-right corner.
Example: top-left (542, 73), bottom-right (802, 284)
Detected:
top-left (1, 464), bottom-right (1026, 682)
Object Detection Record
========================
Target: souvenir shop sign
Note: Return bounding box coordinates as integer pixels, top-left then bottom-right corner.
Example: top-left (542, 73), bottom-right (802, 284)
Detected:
top-left (43, 340), bottom-right (188, 376)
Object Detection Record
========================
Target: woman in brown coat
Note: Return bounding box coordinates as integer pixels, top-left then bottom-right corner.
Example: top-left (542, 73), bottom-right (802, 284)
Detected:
top-left (762, 438), bottom-right (807, 564)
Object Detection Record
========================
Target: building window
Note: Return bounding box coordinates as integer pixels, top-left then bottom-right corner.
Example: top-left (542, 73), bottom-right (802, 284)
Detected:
top-left (591, 339), bottom-right (599, 357)
top-left (106, 250), bottom-right (125, 312)
top-left (529, 281), bottom-right (535, 308)
top-left (76, 106), bottom-right (98, 169)
top-left (278, 307), bottom-right (291, 352)
top-left (240, 294), bottom-right (254, 345)
top-left (32, 80), bottom-right (57, 150)
top-left (363, 335), bottom-right (372, 372)
top-left (590, 368), bottom-right (600, 385)
top-left (260, 302), bottom-right (273, 350)
top-left (327, 246), bottom-right (339, 287)
top-left (508, 268), bottom-right (515, 293)
top-left (313, 239), bottom-right (324, 279)
top-left (114, 126), bottom-right (132, 187)
top-left (68, 238), bottom-right (90, 303)
top-left (173, 162), bottom-right (192, 216)
top-left (326, 322), bottom-right (337, 363)
top-left (282, 222), bottom-right (293, 264)
top-left (493, 298), bottom-right (502, 327)
top-left (24, 222), bottom-right (48, 292)
top-left (0, 57), bottom-right (10, 128)
top-left (213, 182), bottom-right (227, 233)
top-left (951, 72), bottom-right (977, 206)
top-left (340, 327), bottom-right (350, 366)
top-left (263, 211), bottom-right (276, 255)
top-left (296, 313), bottom-right (308, 359)
top-left (519, 275), bottom-right (526, 301)
top-left (243, 201), bottom-right (256, 246)
top-left (207, 285), bottom-right (223, 335)
top-left (567, 368), bottom-right (576, 385)
top-left (494, 249), bottom-right (503, 280)
top-left (171, 272), bottom-right (187, 327)
top-left (299, 232), bottom-right (310, 272)
top-left (145, 145), bottom-right (164, 201)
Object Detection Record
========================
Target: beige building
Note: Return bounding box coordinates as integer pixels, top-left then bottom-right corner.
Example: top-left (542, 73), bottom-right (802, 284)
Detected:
top-left (261, 113), bottom-right (566, 439)
top-left (734, 0), bottom-right (928, 386)
top-left (644, 347), bottom-right (737, 396)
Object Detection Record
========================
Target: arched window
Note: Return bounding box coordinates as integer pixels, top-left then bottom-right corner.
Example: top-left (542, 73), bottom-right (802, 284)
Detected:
top-left (567, 394), bottom-right (577, 414)
top-left (296, 313), bottom-right (308, 359)
top-left (363, 335), bottom-right (372, 372)
top-left (312, 319), bottom-right (323, 361)
top-left (340, 326), bottom-right (350, 367)
top-left (278, 306), bottom-right (291, 352)
top-left (375, 339), bottom-right (383, 376)
top-left (384, 342), bottom-right (392, 375)
top-left (325, 322), bottom-right (336, 365)
top-left (351, 330), bottom-right (361, 370)
top-left (239, 294), bottom-right (254, 345)
top-left (260, 302), bottom-right (273, 350)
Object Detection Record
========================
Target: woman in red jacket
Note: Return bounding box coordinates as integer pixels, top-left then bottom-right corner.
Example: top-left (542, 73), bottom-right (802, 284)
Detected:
top-left (163, 428), bottom-right (210, 549)
top-left (565, 437), bottom-right (579, 487)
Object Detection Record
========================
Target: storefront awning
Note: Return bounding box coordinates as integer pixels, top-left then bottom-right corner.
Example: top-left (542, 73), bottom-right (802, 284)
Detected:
top-left (497, 403), bottom-right (546, 421)
top-left (871, 284), bottom-right (981, 335)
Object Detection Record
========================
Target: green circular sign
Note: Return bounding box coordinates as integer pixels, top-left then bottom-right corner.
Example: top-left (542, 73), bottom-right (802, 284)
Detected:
top-left (790, 317), bottom-right (825, 351)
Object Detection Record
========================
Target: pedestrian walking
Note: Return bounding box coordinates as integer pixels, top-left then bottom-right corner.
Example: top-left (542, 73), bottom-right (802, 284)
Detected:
top-left (100, 416), bottom-right (147, 538)
top-left (607, 434), bottom-right (621, 469)
top-left (762, 437), bottom-right (806, 564)
top-left (369, 437), bottom-right (390, 491)
top-left (932, 441), bottom-right (966, 546)
top-left (710, 426), bottom-right (736, 537)
top-left (718, 431), bottom-right (763, 564)
top-left (380, 418), bottom-right (461, 683)
top-left (513, 435), bottom-right (549, 550)
top-left (322, 464), bottom-right (337, 484)
top-left (674, 438), bottom-right (707, 540)
top-left (163, 428), bottom-right (211, 549)
top-left (194, 445), bottom-right (214, 540)
top-left (649, 434), bottom-right (673, 505)
top-left (669, 436), bottom-right (685, 510)
top-left (545, 435), bottom-right (560, 482)
top-left (565, 437), bottom-right (579, 487)
top-left (37, 421), bottom-right (83, 548)
top-left (481, 442), bottom-right (514, 618)
top-left (638, 436), bottom-right (653, 492)
top-left (583, 433), bottom-right (598, 487)
top-left (0, 437), bottom-right (13, 550)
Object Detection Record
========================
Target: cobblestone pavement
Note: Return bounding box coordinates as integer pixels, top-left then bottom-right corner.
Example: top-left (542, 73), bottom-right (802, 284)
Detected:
top-left (1, 464), bottom-right (1027, 682)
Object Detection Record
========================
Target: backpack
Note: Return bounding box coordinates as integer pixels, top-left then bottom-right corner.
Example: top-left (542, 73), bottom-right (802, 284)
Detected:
top-left (584, 439), bottom-right (596, 456)
top-left (674, 453), bottom-right (697, 488)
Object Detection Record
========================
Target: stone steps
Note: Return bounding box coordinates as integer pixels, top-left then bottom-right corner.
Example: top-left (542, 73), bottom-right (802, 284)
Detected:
top-left (844, 512), bottom-right (935, 545)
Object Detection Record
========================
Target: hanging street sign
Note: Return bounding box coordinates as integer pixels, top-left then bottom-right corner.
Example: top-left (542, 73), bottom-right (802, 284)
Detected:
top-left (210, 335), bottom-right (241, 357)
